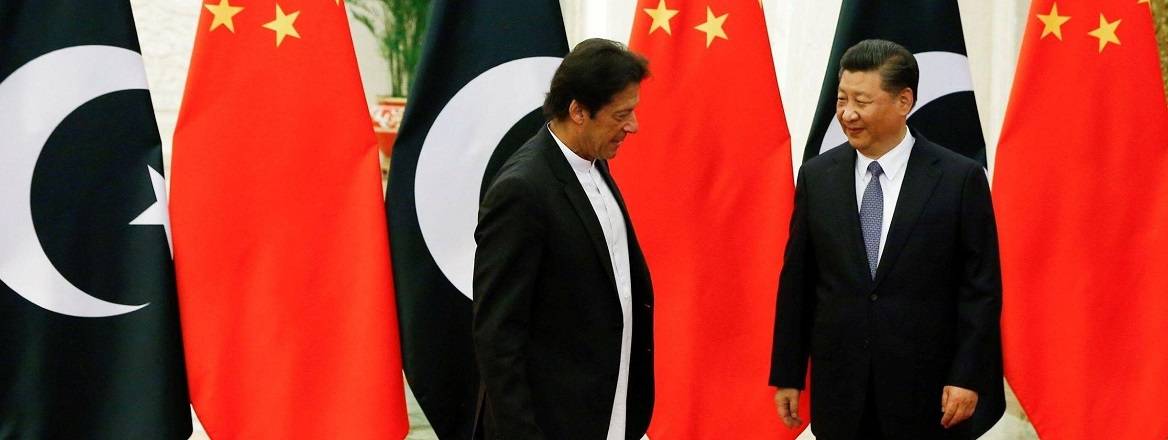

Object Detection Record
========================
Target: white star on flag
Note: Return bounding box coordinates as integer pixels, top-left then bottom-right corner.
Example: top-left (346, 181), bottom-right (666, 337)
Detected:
top-left (129, 165), bottom-right (172, 257)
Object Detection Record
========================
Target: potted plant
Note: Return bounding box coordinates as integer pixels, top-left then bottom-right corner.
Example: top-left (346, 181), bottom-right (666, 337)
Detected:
top-left (348, 0), bottom-right (431, 159)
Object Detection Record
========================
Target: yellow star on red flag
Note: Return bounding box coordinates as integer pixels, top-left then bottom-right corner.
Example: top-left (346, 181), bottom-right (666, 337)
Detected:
top-left (262, 4), bottom-right (301, 47)
top-left (1037, 3), bottom-right (1070, 40)
top-left (1087, 13), bottom-right (1121, 52)
top-left (694, 6), bottom-right (728, 48)
top-left (643, 0), bottom-right (680, 35)
top-left (204, 0), bottom-right (243, 33)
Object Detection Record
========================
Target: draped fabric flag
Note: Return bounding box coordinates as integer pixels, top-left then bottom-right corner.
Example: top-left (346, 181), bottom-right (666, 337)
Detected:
top-left (385, 1), bottom-right (568, 437)
top-left (170, 1), bottom-right (407, 438)
top-left (803, 0), bottom-right (986, 165)
top-left (995, 1), bottom-right (1168, 439)
top-left (620, 1), bottom-right (801, 438)
top-left (0, 2), bottom-right (191, 438)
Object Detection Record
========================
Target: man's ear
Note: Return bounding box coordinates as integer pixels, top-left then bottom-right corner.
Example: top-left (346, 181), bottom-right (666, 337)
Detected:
top-left (568, 100), bottom-right (587, 124)
top-left (897, 88), bottom-right (914, 116)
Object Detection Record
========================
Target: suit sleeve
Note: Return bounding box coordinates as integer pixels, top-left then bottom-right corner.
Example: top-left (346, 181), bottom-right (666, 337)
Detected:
top-left (472, 174), bottom-right (547, 440)
top-left (770, 169), bottom-right (817, 389)
top-left (947, 165), bottom-right (1004, 391)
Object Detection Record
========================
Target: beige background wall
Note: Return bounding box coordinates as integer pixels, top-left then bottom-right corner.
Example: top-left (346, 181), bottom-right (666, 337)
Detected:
top-left (128, 1), bottom-right (1042, 438)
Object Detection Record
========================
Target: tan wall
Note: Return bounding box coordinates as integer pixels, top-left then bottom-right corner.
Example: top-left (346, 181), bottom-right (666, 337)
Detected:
top-left (1155, 0), bottom-right (1168, 103)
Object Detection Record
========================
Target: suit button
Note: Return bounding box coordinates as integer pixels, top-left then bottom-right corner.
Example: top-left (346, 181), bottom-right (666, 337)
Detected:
top-left (869, 294), bottom-right (878, 301)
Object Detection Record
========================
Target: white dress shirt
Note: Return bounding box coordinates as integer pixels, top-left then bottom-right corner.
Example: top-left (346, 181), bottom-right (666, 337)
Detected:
top-left (854, 129), bottom-right (914, 263)
top-left (550, 127), bottom-right (633, 440)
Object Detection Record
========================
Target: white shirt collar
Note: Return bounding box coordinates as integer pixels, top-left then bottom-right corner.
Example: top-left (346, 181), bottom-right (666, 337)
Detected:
top-left (549, 123), bottom-right (594, 174)
top-left (856, 128), bottom-right (914, 180)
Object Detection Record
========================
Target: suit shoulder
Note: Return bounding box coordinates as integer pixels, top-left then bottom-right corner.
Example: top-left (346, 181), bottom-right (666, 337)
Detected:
top-left (917, 138), bottom-right (982, 173)
top-left (486, 131), bottom-right (554, 195)
top-left (800, 143), bottom-right (851, 175)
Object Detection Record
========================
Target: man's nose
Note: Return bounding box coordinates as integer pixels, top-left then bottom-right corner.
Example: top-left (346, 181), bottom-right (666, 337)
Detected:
top-left (840, 107), bottom-right (859, 121)
top-left (625, 111), bottom-right (639, 133)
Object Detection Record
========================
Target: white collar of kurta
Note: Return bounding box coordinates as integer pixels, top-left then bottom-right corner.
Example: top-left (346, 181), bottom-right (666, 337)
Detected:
top-left (855, 128), bottom-right (915, 180)
top-left (548, 123), bottom-right (595, 175)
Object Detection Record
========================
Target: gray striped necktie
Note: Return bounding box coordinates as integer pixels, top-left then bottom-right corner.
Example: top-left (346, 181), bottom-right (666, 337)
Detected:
top-left (860, 161), bottom-right (884, 278)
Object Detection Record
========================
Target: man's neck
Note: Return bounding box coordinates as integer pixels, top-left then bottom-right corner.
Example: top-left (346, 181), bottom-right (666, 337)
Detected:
top-left (549, 119), bottom-right (594, 161)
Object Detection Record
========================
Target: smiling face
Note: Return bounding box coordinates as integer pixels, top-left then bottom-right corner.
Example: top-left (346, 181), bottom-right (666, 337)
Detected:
top-left (836, 69), bottom-right (913, 158)
top-left (572, 83), bottom-right (640, 161)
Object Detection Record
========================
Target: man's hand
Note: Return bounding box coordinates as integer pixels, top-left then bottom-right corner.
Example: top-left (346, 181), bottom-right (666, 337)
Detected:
top-left (941, 385), bottom-right (978, 428)
top-left (774, 388), bottom-right (803, 428)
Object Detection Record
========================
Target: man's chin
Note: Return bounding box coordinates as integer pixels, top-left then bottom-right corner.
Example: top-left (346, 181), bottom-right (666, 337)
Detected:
top-left (603, 145), bottom-right (620, 160)
top-left (845, 135), bottom-right (869, 150)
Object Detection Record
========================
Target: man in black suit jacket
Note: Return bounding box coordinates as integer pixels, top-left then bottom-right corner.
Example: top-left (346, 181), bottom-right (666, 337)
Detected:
top-left (472, 39), bottom-right (653, 440)
top-left (770, 39), bottom-right (1005, 439)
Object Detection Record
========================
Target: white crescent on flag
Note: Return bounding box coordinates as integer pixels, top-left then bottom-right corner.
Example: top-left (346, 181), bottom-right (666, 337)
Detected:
top-left (414, 56), bottom-right (562, 299)
top-left (0, 45), bottom-right (150, 317)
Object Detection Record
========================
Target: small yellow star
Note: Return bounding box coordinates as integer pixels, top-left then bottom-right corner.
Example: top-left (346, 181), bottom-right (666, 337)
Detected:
top-left (1036, 3), bottom-right (1070, 40)
top-left (694, 6), bottom-right (728, 48)
top-left (204, 0), bottom-right (243, 33)
top-left (643, 0), bottom-right (679, 35)
top-left (1087, 13), bottom-right (1121, 52)
top-left (262, 4), bottom-right (301, 47)
top-left (1138, 0), bottom-right (1149, 4)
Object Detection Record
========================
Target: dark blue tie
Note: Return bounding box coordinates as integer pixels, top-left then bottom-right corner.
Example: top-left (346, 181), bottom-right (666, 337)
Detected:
top-left (860, 161), bottom-right (884, 279)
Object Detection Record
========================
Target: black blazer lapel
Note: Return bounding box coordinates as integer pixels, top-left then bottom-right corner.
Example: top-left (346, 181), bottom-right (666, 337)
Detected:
top-left (873, 140), bottom-right (942, 288)
top-left (596, 161), bottom-right (651, 296)
top-left (825, 149), bottom-right (873, 285)
top-left (539, 129), bottom-right (620, 293)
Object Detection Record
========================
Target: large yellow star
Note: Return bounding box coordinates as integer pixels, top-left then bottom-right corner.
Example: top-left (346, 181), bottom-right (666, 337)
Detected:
top-left (1036, 3), bottom-right (1070, 40)
top-left (1087, 13), bottom-right (1121, 52)
top-left (694, 6), bottom-right (728, 48)
top-left (262, 4), bottom-right (301, 47)
top-left (204, 0), bottom-right (243, 33)
top-left (643, 0), bottom-right (679, 35)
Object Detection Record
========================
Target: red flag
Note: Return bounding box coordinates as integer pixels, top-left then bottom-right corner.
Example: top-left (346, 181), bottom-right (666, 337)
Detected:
top-left (170, 1), bottom-right (408, 438)
top-left (620, 1), bottom-right (803, 437)
top-left (995, 1), bottom-right (1168, 438)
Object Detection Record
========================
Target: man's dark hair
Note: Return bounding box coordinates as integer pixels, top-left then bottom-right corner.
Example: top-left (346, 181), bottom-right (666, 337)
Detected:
top-left (839, 39), bottom-right (918, 107)
top-left (543, 38), bottom-right (649, 121)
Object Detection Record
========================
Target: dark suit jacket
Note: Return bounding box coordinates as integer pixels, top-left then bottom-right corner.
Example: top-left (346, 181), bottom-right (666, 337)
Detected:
top-left (472, 126), bottom-right (654, 440)
top-left (770, 132), bottom-right (1005, 440)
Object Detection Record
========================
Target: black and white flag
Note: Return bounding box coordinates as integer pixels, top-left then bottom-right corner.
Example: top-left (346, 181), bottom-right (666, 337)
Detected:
top-left (804, 0), bottom-right (987, 165)
top-left (385, 0), bottom-right (568, 437)
top-left (0, 2), bottom-right (190, 438)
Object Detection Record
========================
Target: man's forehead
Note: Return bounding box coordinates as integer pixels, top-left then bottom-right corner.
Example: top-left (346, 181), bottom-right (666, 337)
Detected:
top-left (838, 71), bottom-right (881, 92)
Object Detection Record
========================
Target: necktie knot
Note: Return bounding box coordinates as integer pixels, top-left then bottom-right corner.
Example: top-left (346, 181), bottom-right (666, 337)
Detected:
top-left (867, 161), bottom-right (884, 178)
